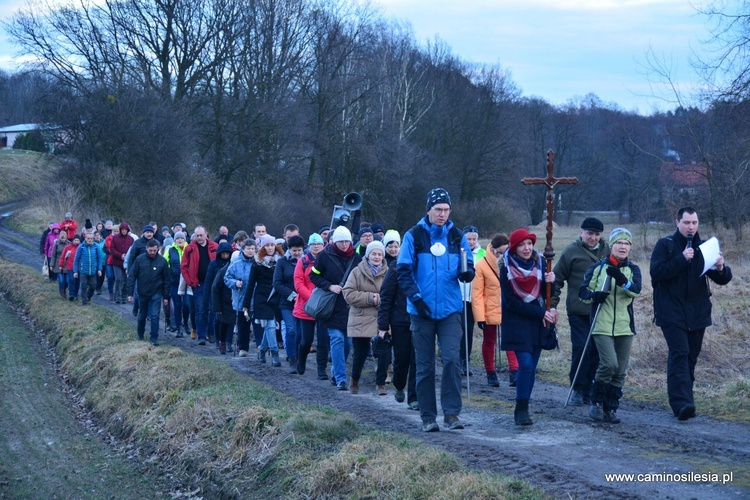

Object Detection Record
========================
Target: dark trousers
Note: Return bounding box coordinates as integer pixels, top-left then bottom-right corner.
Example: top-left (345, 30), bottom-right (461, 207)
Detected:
top-left (170, 282), bottom-right (190, 332)
top-left (297, 318), bottom-right (330, 371)
top-left (351, 337), bottom-right (370, 381)
top-left (459, 301), bottom-right (475, 363)
top-left (79, 273), bottom-right (97, 303)
top-left (391, 323), bottom-right (417, 403)
top-left (372, 335), bottom-right (394, 386)
top-left (113, 265), bottom-right (126, 301)
top-left (569, 313), bottom-right (599, 392)
top-left (411, 312), bottom-right (463, 422)
top-left (216, 321), bottom-right (231, 343)
top-left (662, 325), bottom-right (705, 413)
top-left (137, 294), bottom-right (162, 342)
top-left (236, 311), bottom-right (252, 351)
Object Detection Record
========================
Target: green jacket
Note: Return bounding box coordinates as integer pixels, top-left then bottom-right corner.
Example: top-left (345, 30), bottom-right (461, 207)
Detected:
top-left (551, 237), bottom-right (610, 316)
top-left (579, 259), bottom-right (641, 336)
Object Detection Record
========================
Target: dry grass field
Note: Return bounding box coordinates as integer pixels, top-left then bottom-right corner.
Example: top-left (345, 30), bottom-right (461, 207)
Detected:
top-left (0, 150), bottom-right (59, 205)
top-left (474, 222), bottom-right (750, 421)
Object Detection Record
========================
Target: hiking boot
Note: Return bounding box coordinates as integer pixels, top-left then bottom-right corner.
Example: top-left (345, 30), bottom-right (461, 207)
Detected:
top-left (508, 370), bottom-right (517, 387)
top-left (444, 415), bottom-right (464, 430)
top-left (69, 296), bottom-right (75, 302)
top-left (394, 389), bottom-right (405, 403)
top-left (218, 342), bottom-right (226, 355)
top-left (190, 330), bottom-right (197, 340)
top-left (487, 371), bottom-right (500, 387)
top-left (296, 356), bottom-right (307, 375)
top-left (337, 380), bottom-right (348, 391)
top-left (408, 401), bottom-right (420, 411)
top-left (175, 330), bottom-right (184, 338)
top-left (258, 349), bottom-right (267, 363)
top-left (377, 385), bottom-right (387, 396)
top-left (198, 340), bottom-right (206, 346)
top-left (422, 421), bottom-right (439, 432)
top-left (677, 404), bottom-right (696, 421)
top-left (330, 376), bottom-right (337, 386)
top-left (514, 399), bottom-right (533, 426)
top-left (589, 403), bottom-right (605, 422)
top-left (288, 358), bottom-right (298, 374)
top-left (271, 351), bottom-right (281, 367)
top-left (59, 290), bottom-right (65, 299)
top-left (350, 378), bottom-right (359, 394)
top-left (150, 340), bottom-right (159, 346)
top-left (571, 390), bottom-right (585, 406)
top-left (238, 350), bottom-right (249, 357)
top-left (604, 410), bottom-right (621, 424)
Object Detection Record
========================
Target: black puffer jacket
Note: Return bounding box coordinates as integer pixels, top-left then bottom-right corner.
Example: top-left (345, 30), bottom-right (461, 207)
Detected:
top-left (650, 230), bottom-right (732, 330)
top-left (377, 265), bottom-right (410, 330)
top-left (242, 245), bottom-right (284, 320)
top-left (310, 244), bottom-right (362, 332)
top-left (273, 253), bottom-right (299, 311)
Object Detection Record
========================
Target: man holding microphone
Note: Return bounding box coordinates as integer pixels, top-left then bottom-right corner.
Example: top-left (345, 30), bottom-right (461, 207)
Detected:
top-left (650, 207), bottom-right (732, 421)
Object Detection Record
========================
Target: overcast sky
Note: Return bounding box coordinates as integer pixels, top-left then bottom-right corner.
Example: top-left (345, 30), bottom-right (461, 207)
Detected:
top-left (1, 0), bottom-right (721, 115)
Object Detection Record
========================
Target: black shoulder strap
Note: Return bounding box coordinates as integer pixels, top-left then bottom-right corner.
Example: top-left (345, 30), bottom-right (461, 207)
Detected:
top-left (339, 257), bottom-right (356, 287)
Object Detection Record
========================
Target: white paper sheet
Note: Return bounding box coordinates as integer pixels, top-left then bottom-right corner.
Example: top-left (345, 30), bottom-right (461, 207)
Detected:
top-left (699, 237), bottom-right (720, 276)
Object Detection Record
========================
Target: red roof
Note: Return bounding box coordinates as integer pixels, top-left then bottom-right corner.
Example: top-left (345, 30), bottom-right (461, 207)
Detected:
top-left (660, 162), bottom-right (708, 187)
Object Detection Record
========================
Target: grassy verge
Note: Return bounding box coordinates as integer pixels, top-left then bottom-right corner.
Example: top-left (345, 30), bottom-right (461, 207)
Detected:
top-left (0, 150), bottom-right (59, 205)
top-left (0, 258), bottom-right (543, 499)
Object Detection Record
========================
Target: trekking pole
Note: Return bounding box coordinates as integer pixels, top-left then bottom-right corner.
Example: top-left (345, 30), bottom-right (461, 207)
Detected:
top-left (461, 249), bottom-right (471, 405)
top-left (564, 274), bottom-right (610, 407)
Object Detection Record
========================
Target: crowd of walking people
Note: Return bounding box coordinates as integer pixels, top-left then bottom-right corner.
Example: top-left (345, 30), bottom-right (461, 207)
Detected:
top-left (38, 192), bottom-right (731, 431)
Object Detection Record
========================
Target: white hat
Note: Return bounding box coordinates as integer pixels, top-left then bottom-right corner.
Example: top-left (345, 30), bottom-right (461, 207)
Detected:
top-left (365, 240), bottom-right (385, 258)
top-left (331, 226), bottom-right (352, 243)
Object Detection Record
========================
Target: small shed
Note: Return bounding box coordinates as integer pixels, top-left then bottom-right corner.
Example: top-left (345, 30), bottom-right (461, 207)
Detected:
top-left (0, 123), bottom-right (41, 149)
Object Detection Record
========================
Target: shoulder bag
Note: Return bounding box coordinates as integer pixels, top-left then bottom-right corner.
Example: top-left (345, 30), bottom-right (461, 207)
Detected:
top-left (304, 256), bottom-right (356, 321)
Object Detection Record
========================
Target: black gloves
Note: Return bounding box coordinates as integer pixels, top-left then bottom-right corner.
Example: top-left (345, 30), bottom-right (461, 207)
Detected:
top-left (592, 291), bottom-right (610, 304)
top-left (458, 270), bottom-right (474, 283)
top-left (413, 298), bottom-right (432, 318)
top-left (477, 321), bottom-right (486, 330)
top-left (606, 265), bottom-right (628, 287)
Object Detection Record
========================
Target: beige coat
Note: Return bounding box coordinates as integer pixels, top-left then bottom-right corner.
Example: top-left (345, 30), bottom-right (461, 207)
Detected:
top-left (471, 243), bottom-right (502, 325)
top-left (343, 259), bottom-right (388, 338)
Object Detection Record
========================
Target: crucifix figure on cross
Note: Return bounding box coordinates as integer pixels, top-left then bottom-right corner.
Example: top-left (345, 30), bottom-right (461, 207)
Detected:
top-left (521, 149), bottom-right (579, 309)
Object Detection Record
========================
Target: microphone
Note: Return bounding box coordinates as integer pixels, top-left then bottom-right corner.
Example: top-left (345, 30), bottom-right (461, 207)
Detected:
top-left (686, 234), bottom-right (694, 249)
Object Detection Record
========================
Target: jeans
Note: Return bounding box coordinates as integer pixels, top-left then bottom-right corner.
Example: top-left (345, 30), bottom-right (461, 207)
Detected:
top-left (170, 281), bottom-right (189, 332)
top-left (281, 309), bottom-right (297, 360)
top-left (192, 283), bottom-right (209, 340)
top-left (569, 314), bottom-right (599, 392)
top-left (662, 326), bottom-right (705, 414)
top-left (515, 348), bottom-right (542, 401)
top-left (137, 294), bottom-right (162, 342)
top-left (113, 265), bottom-right (126, 301)
top-left (105, 264), bottom-right (115, 296)
top-left (58, 272), bottom-right (68, 292)
top-left (259, 320), bottom-right (279, 352)
top-left (411, 312), bottom-right (463, 422)
top-left (68, 274), bottom-right (79, 299)
top-left (328, 328), bottom-right (350, 384)
top-left (391, 323), bottom-right (417, 403)
top-left (592, 334), bottom-right (633, 387)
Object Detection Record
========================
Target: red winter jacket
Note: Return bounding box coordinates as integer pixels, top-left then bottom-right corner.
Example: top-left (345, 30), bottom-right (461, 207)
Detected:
top-left (180, 239), bottom-right (218, 288)
top-left (59, 218), bottom-right (78, 240)
top-left (293, 252), bottom-right (317, 321)
top-left (59, 242), bottom-right (79, 272)
top-left (109, 222), bottom-right (134, 267)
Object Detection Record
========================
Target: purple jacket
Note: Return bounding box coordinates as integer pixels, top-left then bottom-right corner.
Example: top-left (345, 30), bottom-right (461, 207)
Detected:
top-left (44, 224), bottom-right (61, 258)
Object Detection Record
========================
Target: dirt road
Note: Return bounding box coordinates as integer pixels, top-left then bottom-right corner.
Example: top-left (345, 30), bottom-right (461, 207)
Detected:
top-left (1, 205), bottom-right (748, 499)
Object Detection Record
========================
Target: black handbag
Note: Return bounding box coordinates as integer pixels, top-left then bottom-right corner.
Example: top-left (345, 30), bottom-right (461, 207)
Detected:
top-left (303, 256), bottom-right (356, 321)
top-left (542, 323), bottom-right (559, 351)
top-left (304, 288), bottom-right (338, 321)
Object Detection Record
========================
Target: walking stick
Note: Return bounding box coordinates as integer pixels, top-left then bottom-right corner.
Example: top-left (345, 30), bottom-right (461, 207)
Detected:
top-left (461, 249), bottom-right (471, 405)
top-left (564, 273), bottom-right (610, 407)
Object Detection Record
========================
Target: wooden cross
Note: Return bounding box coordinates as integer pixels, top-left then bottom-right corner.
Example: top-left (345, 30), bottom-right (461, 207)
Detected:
top-left (521, 149), bottom-right (579, 309)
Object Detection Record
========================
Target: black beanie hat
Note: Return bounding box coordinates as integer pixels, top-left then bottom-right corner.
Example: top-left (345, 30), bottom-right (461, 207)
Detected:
top-left (426, 188), bottom-right (451, 210)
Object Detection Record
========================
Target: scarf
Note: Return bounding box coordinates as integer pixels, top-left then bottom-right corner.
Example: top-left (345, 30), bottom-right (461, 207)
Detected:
top-left (369, 263), bottom-right (383, 276)
top-left (333, 243), bottom-right (355, 259)
top-left (503, 249), bottom-right (543, 303)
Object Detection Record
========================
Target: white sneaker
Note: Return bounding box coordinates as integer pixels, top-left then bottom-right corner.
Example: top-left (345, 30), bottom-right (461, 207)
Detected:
top-left (238, 350), bottom-right (249, 357)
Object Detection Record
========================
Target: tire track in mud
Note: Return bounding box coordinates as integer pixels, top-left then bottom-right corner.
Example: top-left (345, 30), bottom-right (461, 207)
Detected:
top-left (1, 209), bottom-right (748, 499)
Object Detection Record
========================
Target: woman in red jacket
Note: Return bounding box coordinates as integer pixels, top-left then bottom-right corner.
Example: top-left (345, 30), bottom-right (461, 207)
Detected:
top-left (59, 234), bottom-right (81, 301)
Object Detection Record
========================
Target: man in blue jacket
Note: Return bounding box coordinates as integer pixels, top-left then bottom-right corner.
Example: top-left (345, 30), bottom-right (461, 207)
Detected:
top-left (74, 233), bottom-right (102, 305)
top-left (397, 188), bottom-right (475, 432)
top-left (650, 207), bottom-right (732, 421)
